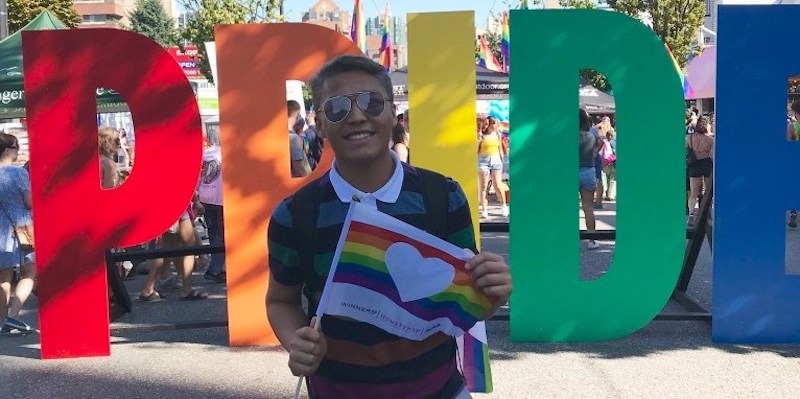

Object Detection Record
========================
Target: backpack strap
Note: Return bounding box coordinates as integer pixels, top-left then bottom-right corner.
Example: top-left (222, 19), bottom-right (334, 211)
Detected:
top-left (287, 177), bottom-right (324, 318)
top-left (417, 168), bottom-right (450, 240)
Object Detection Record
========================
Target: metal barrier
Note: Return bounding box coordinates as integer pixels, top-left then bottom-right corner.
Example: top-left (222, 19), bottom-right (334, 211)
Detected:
top-left (108, 197), bottom-right (714, 329)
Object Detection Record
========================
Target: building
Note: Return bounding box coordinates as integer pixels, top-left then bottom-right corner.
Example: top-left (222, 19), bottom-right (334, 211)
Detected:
top-left (302, 0), bottom-right (351, 35)
top-left (75, 0), bottom-right (175, 29)
top-left (365, 15), bottom-right (407, 45)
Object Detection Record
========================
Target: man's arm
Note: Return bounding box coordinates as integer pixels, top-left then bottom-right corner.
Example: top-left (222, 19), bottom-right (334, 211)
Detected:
top-left (266, 276), bottom-right (308, 347)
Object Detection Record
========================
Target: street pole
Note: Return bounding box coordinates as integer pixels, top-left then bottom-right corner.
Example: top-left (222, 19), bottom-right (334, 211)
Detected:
top-left (0, 0), bottom-right (8, 39)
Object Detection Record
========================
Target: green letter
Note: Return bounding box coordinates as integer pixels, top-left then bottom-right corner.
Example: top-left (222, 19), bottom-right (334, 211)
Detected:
top-left (509, 10), bottom-right (685, 341)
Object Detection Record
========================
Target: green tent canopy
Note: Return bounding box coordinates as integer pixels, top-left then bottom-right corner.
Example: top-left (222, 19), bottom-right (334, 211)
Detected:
top-left (0, 10), bottom-right (127, 118)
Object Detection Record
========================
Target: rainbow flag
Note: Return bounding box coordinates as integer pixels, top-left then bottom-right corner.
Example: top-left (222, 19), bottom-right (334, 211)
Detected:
top-left (350, 0), bottom-right (367, 53)
top-left (378, 5), bottom-right (392, 71)
top-left (500, 11), bottom-right (510, 73)
top-left (666, 43), bottom-right (694, 99)
top-left (477, 35), bottom-right (503, 72)
top-left (457, 322), bottom-right (494, 392)
top-left (317, 202), bottom-right (496, 341)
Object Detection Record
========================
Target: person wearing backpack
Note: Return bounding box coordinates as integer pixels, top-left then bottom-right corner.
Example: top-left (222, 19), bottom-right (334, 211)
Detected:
top-left (266, 55), bottom-right (512, 399)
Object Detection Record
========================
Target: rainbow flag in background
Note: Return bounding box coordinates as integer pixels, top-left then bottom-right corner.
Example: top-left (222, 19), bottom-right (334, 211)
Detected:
top-left (317, 202), bottom-right (496, 341)
top-left (457, 322), bottom-right (494, 392)
top-left (666, 43), bottom-right (694, 99)
top-left (378, 5), bottom-right (392, 71)
top-left (500, 11), bottom-right (510, 73)
top-left (477, 35), bottom-right (503, 72)
top-left (350, 0), bottom-right (367, 53)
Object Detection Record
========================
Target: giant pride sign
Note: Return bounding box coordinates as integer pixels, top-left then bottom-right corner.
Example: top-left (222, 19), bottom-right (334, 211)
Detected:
top-left (20, 7), bottom-right (795, 359)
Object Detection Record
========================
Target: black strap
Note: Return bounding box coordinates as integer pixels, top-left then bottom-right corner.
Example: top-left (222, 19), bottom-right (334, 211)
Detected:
top-left (417, 168), bottom-right (450, 240)
top-left (288, 177), bottom-right (324, 318)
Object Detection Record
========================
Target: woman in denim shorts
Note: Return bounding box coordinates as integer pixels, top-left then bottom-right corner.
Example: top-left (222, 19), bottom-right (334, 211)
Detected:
top-left (579, 109), bottom-right (602, 250)
top-left (477, 118), bottom-right (509, 218)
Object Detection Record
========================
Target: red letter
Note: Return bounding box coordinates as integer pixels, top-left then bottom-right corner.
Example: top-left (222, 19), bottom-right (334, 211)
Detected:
top-left (22, 29), bottom-right (202, 358)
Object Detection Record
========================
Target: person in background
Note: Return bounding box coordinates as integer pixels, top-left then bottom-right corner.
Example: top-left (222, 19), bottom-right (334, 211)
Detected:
top-left (199, 134), bottom-right (226, 283)
top-left (0, 133), bottom-right (35, 333)
top-left (289, 100), bottom-right (311, 177)
top-left (789, 101), bottom-right (800, 228)
top-left (687, 117), bottom-right (714, 224)
top-left (478, 117), bottom-right (509, 218)
top-left (579, 109), bottom-right (602, 250)
top-left (391, 123), bottom-right (410, 163)
top-left (602, 129), bottom-right (617, 201)
top-left (305, 114), bottom-right (324, 170)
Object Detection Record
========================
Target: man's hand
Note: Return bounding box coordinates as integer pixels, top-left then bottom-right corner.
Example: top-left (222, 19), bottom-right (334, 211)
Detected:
top-left (288, 317), bottom-right (327, 376)
top-left (466, 252), bottom-right (512, 316)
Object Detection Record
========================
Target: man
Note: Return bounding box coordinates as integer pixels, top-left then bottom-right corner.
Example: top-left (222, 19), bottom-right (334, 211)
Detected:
top-left (267, 56), bottom-right (512, 398)
top-left (288, 100), bottom-right (311, 177)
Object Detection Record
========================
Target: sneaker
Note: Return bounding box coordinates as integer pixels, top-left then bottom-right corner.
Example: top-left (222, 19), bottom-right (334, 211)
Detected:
top-left (501, 205), bottom-right (509, 217)
top-left (204, 272), bottom-right (226, 284)
top-left (593, 203), bottom-right (604, 210)
top-left (480, 210), bottom-right (489, 219)
top-left (4, 316), bottom-right (32, 332)
top-left (586, 240), bottom-right (600, 250)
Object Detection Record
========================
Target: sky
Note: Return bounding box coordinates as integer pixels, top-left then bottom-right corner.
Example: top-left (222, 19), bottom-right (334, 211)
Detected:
top-left (282, 0), bottom-right (514, 26)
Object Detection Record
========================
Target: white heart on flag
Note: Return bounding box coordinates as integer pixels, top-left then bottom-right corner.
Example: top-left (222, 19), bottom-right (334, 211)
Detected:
top-left (385, 242), bottom-right (455, 303)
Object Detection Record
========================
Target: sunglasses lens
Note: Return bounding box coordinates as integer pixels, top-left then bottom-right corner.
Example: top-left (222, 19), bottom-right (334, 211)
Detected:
top-left (324, 96), bottom-right (352, 123)
top-left (358, 92), bottom-right (385, 117)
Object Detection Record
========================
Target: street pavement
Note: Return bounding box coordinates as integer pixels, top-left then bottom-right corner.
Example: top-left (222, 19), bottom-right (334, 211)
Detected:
top-left (3, 199), bottom-right (800, 398)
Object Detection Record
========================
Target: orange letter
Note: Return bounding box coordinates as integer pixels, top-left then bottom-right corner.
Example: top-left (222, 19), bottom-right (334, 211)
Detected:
top-left (215, 23), bottom-right (360, 345)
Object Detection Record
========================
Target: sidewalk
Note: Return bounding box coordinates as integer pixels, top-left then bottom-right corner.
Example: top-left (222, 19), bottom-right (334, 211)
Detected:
top-left (4, 207), bottom-right (800, 399)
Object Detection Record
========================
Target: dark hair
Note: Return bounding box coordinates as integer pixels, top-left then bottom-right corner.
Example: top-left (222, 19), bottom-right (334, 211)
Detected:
top-left (695, 117), bottom-right (709, 134)
top-left (0, 132), bottom-right (18, 153)
top-left (309, 55), bottom-right (394, 111)
top-left (579, 108), bottom-right (593, 131)
top-left (791, 100), bottom-right (800, 115)
top-left (392, 123), bottom-right (406, 146)
top-left (287, 100), bottom-right (301, 117)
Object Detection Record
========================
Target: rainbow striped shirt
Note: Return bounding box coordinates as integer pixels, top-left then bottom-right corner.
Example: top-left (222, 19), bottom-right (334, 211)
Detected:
top-left (268, 164), bottom-right (476, 399)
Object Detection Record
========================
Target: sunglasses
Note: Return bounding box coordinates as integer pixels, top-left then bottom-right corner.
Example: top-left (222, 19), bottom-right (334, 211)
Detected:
top-left (319, 91), bottom-right (390, 123)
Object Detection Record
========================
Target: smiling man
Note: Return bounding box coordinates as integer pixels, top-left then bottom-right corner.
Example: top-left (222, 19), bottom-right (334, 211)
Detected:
top-left (266, 55), bottom-right (512, 399)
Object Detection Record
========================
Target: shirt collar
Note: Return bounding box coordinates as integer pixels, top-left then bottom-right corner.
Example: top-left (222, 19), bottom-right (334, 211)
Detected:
top-left (330, 151), bottom-right (404, 205)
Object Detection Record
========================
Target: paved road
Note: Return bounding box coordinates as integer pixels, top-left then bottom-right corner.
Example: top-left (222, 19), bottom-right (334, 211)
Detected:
top-left (4, 201), bottom-right (800, 398)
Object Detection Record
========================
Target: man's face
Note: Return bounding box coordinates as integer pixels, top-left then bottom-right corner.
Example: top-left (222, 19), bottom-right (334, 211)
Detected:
top-left (316, 71), bottom-right (395, 165)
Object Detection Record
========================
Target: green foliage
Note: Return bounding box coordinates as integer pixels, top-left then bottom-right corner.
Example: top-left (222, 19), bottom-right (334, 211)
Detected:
top-left (178, 0), bottom-right (284, 82)
top-left (608, 0), bottom-right (706, 67)
top-left (475, 30), bottom-right (505, 66)
top-left (127, 0), bottom-right (179, 47)
top-left (560, 0), bottom-right (597, 9)
top-left (8, 0), bottom-right (81, 33)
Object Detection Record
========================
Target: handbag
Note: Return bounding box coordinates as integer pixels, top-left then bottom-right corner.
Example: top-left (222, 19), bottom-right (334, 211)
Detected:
top-left (0, 187), bottom-right (34, 250)
top-left (686, 135), bottom-right (698, 166)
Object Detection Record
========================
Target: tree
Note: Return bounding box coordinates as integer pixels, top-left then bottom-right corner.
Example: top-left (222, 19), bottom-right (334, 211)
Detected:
top-left (608, 0), bottom-right (706, 68)
top-left (127, 0), bottom-right (179, 47)
top-left (8, 0), bottom-right (81, 33)
top-left (179, 0), bottom-right (284, 82)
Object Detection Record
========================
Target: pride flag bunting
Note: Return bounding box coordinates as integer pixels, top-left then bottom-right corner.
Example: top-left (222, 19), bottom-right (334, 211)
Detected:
top-left (666, 43), bottom-right (694, 99)
top-left (350, 0), bottom-right (367, 53)
top-left (500, 11), bottom-right (510, 73)
top-left (316, 202), bottom-right (496, 341)
top-left (477, 35), bottom-right (503, 72)
top-left (378, 5), bottom-right (392, 71)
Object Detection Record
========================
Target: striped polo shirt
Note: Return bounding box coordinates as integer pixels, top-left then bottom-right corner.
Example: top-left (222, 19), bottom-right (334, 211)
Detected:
top-left (268, 160), bottom-right (477, 399)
